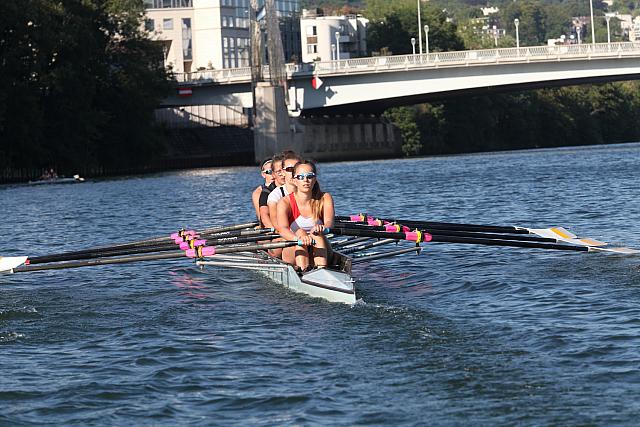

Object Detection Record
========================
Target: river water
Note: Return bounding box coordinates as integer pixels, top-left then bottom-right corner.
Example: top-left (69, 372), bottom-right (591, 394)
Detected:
top-left (1, 143), bottom-right (640, 425)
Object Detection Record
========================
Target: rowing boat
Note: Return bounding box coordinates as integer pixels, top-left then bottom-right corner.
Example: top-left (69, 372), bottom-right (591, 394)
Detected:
top-left (28, 174), bottom-right (85, 186)
top-left (196, 249), bottom-right (356, 304)
top-left (3, 216), bottom-right (638, 306)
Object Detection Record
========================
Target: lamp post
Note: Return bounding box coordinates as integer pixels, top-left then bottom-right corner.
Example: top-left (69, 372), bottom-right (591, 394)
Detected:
top-left (605, 13), bottom-right (613, 44)
top-left (417, 0), bottom-right (423, 54)
top-left (577, 26), bottom-right (582, 44)
top-left (514, 18), bottom-right (520, 49)
top-left (331, 43), bottom-right (336, 60)
top-left (335, 31), bottom-right (340, 61)
top-left (411, 37), bottom-right (416, 55)
top-left (424, 24), bottom-right (429, 55)
top-left (589, 0), bottom-right (595, 44)
top-left (493, 25), bottom-right (498, 47)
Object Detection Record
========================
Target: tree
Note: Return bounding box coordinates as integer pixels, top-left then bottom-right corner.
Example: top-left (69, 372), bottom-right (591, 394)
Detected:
top-left (383, 106), bottom-right (422, 156)
top-left (0, 0), bottom-right (170, 174)
top-left (365, 0), bottom-right (463, 55)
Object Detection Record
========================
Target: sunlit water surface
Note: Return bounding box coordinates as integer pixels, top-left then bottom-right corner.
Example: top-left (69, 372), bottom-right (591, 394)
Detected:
top-left (2, 143), bottom-right (640, 425)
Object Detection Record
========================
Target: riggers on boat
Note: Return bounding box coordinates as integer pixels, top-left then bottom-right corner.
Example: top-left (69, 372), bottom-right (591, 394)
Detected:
top-left (196, 250), bottom-right (356, 304)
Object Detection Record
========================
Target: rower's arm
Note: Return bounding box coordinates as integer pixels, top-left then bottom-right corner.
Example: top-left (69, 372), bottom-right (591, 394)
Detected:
top-left (268, 202), bottom-right (279, 230)
top-left (323, 193), bottom-right (335, 228)
top-left (251, 186), bottom-right (261, 220)
top-left (260, 205), bottom-right (274, 229)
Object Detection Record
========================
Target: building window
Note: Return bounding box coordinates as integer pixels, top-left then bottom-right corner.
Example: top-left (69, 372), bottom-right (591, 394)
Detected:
top-left (144, 0), bottom-right (192, 8)
top-left (182, 18), bottom-right (192, 60)
top-left (144, 19), bottom-right (154, 32)
top-left (306, 25), bottom-right (317, 36)
top-left (307, 44), bottom-right (317, 54)
top-left (223, 37), bottom-right (229, 68)
top-left (163, 18), bottom-right (173, 30)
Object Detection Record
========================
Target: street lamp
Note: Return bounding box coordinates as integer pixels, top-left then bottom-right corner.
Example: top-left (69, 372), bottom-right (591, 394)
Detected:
top-left (514, 18), bottom-right (520, 49)
top-left (331, 43), bottom-right (336, 60)
top-left (335, 31), bottom-right (340, 61)
top-left (605, 13), bottom-right (614, 44)
top-left (493, 25), bottom-right (498, 47)
top-left (577, 26), bottom-right (582, 44)
top-left (411, 37), bottom-right (416, 55)
top-left (424, 24), bottom-right (429, 55)
top-left (589, 0), bottom-right (595, 44)
top-left (417, 0), bottom-right (423, 55)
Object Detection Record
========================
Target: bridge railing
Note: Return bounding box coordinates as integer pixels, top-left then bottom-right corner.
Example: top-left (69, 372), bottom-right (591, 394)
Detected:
top-left (174, 42), bottom-right (640, 85)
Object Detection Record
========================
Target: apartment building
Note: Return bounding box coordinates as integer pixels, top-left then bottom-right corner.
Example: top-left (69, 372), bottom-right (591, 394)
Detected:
top-left (143, 0), bottom-right (301, 73)
top-left (300, 9), bottom-right (368, 63)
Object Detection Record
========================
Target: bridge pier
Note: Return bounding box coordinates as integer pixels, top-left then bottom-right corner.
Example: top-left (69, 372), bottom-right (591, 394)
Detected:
top-left (254, 83), bottom-right (295, 162)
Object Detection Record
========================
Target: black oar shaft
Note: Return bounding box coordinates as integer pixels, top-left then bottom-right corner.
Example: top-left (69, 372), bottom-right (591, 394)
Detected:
top-left (334, 222), bottom-right (554, 243)
top-left (330, 227), bottom-right (588, 252)
top-left (336, 215), bottom-right (529, 235)
top-left (26, 234), bottom-right (279, 265)
top-left (63, 222), bottom-right (260, 254)
top-left (27, 228), bottom-right (272, 264)
top-left (429, 235), bottom-right (588, 251)
top-left (352, 247), bottom-right (422, 263)
top-left (13, 241), bottom-right (298, 273)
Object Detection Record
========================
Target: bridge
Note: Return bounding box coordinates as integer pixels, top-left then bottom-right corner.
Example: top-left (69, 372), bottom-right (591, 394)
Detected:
top-left (164, 42), bottom-right (640, 115)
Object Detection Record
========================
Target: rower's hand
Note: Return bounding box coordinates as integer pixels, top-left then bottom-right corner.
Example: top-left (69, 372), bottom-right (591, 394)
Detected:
top-left (311, 224), bottom-right (325, 235)
top-left (297, 234), bottom-right (315, 246)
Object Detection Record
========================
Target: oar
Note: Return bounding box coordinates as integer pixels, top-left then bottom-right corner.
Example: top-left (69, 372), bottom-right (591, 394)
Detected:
top-left (329, 227), bottom-right (590, 252)
top-left (338, 215), bottom-right (639, 254)
top-left (25, 233), bottom-right (280, 265)
top-left (337, 214), bottom-right (530, 235)
top-left (2, 240), bottom-right (301, 274)
top-left (70, 221), bottom-right (261, 255)
top-left (25, 227), bottom-right (273, 265)
top-left (337, 238), bottom-right (399, 255)
top-left (334, 220), bottom-right (558, 244)
top-left (352, 246), bottom-right (422, 263)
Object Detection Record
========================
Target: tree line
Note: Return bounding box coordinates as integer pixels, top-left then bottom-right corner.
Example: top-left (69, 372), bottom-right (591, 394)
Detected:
top-left (0, 0), bottom-right (170, 177)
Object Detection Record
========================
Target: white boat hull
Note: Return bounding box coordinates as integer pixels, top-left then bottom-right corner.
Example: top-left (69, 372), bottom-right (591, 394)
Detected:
top-left (197, 251), bottom-right (356, 304)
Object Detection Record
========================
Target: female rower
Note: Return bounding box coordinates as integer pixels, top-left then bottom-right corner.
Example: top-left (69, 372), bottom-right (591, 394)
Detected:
top-left (252, 158), bottom-right (274, 223)
top-left (276, 160), bottom-right (334, 271)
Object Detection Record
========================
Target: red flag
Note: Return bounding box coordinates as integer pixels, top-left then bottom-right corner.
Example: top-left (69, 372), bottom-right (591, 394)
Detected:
top-left (178, 87), bottom-right (193, 96)
top-left (312, 75), bottom-right (323, 90)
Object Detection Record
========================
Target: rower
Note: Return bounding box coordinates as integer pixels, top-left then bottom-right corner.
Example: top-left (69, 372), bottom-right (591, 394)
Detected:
top-left (267, 150), bottom-right (301, 229)
top-left (252, 158), bottom-right (275, 224)
top-left (276, 160), bottom-right (334, 271)
top-left (259, 154), bottom-right (285, 229)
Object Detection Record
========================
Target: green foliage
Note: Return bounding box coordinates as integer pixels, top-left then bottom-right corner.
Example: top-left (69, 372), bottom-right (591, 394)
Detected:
top-left (401, 83), bottom-right (640, 156)
top-left (0, 0), bottom-right (170, 174)
top-left (383, 106), bottom-right (422, 156)
top-left (365, 0), bottom-right (464, 55)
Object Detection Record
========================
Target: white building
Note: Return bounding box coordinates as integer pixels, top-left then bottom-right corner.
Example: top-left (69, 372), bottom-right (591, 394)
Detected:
top-left (300, 9), bottom-right (368, 63)
top-left (143, 0), bottom-right (301, 73)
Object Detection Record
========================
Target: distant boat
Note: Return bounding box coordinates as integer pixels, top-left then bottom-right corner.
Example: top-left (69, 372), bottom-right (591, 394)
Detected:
top-left (28, 174), bottom-right (86, 186)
